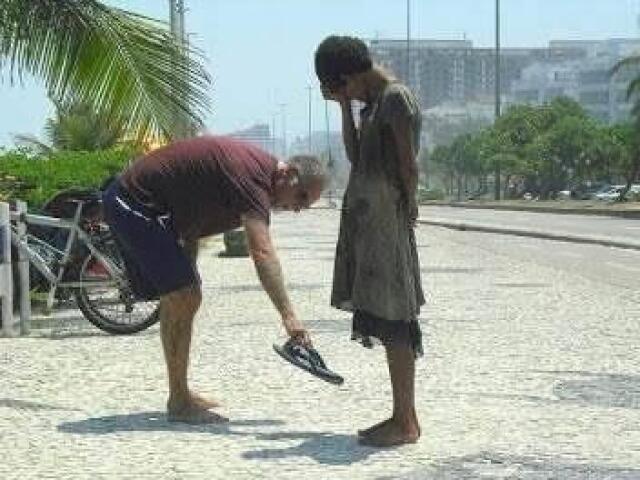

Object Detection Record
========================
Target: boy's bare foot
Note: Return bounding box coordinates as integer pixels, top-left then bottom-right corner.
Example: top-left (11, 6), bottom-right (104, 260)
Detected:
top-left (358, 410), bottom-right (419, 437)
top-left (357, 417), bottom-right (393, 437)
top-left (189, 391), bottom-right (221, 409)
top-left (358, 417), bottom-right (420, 447)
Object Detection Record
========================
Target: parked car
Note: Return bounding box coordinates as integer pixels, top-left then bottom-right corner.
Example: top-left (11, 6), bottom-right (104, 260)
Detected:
top-left (594, 185), bottom-right (623, 201)
top-left (559, 182), bottom-right (611, 200)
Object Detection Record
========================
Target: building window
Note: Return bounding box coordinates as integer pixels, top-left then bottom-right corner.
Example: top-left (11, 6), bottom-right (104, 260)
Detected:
top-left (579, 90), bottom-right (609, 104)
top-left (514, 89), bottom-right (539, 103)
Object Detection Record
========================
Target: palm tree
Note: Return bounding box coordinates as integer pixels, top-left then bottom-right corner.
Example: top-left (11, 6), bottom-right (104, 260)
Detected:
top-left (15, 99), bottom-right (125, 154)
top-left (0, 0), bottom-right (210, 143)
top-left (611, 56), bottom-right (640, 201)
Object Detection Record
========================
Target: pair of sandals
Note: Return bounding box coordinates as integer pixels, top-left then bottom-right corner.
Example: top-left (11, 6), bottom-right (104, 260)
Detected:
top-left (273, 338), bottom-right (344, 385)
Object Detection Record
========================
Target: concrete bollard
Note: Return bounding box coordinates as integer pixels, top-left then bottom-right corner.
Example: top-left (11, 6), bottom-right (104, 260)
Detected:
top-left (0, 201), bottom-right (16, 336)
top-left (15, 201), bottom-right (30, 335)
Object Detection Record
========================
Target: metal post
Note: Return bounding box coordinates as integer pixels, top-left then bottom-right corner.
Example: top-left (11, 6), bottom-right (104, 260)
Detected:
top-left (494, 0), bottom-right (502, 200)
top-left (169, 0), bottom-right (188, 139)
top-left (307, 85), bottom-right (313, 153)
top-left (324, 101), bottom-right (333, 169)
top-left (406, 0), bottom-right (411, 86)
top-left (0, 202), bottom-right (15, 337)
top-left (324, 100), bottom-right (336, 207)
top-left (170, 0), bottom-right (186, 53)
top-left (16, 201), bottom-right (30, 335)
top-left (271, 112), bottom-right (277, 156)
top-left (279, 103), bottom-right (287, 158)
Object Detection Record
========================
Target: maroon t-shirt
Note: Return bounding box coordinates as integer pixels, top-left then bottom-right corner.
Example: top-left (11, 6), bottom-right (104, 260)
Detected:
top-left (120, 135), bottom-right (278, 239)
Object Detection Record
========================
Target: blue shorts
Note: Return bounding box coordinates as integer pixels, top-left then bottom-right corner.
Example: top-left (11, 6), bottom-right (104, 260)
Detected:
top-left (102, 180), bottom-right (199, 299)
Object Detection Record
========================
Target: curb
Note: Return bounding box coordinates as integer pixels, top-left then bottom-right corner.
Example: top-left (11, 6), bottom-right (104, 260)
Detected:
top-left (418, 218), bottom-right (640, 251)
top-left (423, 202), bottom-right (640, 219)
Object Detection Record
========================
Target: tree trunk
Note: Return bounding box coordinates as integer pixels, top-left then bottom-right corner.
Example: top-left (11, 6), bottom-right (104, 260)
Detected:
top-left (617, 153), bottom-right (640, 202)
top-left (503, 174), bottom-right (512, 199)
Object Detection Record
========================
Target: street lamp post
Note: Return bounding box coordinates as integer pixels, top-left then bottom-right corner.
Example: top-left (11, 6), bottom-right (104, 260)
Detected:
top-left (406, 0), bottom-right (411, 86)
top-left (271, 112), bottom-right (277, 156)
top-left (494, 0), bottom-right (502, 200)
top-left (279, 103), bottom-right (287, 158)
top-left (169, 0), bottom-right (185, 43)
top-left (169, 0), bottom-right (188, 139)
top-left (325, 100), bottom-right (336, 207)
top-left (307, 85), bottom-right (313, 153)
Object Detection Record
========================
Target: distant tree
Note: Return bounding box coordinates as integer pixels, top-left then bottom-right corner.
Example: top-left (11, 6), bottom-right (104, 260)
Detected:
top-left (612, 57), bottom-right (640, 201)
top-left (427, 97), bottom-right (619, 200)
top-left (428, 145), bottom-right (456, 195)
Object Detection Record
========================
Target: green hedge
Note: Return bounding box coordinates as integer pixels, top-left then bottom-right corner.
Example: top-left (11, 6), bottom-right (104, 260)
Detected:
top-left (0, 148), bottom-right (137, 210)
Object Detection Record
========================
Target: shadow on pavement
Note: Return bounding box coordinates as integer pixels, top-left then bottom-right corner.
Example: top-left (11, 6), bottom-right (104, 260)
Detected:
top-left (383, 452), bottom-right (640, 479)
top-left (551, 371), bottom-right (640, 409)
top-left (58, 411), bottom-right (285, 435)
top-left (243, 431), bottom-right (378, 466)
top-left (0, 397), bottom-right (80, 412)
top-left (465, 371), bottom-right (640, 410)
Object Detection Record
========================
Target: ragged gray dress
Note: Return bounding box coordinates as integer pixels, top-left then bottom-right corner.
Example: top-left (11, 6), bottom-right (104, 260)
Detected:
top-left (331, 82), bottom-right (425, 355)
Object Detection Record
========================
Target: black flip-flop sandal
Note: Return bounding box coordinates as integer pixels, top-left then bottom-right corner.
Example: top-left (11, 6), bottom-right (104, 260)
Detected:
top-left (273, 339), bottom-right (344, 385)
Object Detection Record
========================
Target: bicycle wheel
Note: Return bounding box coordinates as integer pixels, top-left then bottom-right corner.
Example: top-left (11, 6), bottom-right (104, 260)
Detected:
top-left (74, 244), bottom-right (160, 335)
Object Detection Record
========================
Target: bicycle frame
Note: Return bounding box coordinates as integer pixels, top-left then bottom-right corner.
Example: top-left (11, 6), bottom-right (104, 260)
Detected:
top-left (9, 202), bottom-right (127, 310)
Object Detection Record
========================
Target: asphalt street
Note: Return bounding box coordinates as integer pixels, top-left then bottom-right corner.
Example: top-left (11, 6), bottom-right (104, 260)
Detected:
top-left (420, 205), bottom-right (640, 246)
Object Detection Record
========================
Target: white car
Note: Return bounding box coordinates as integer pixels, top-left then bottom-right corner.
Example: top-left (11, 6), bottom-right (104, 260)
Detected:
top-left (594, 184), bottom-right (640, 201)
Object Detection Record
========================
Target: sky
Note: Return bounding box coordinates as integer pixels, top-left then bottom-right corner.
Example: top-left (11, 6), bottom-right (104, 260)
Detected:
top-left (1, 0), bottom-right (639, 148)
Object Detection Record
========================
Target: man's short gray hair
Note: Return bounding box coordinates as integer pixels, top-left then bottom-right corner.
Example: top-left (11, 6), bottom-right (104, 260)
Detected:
top-left (288, 155), bottom-right (328, 191)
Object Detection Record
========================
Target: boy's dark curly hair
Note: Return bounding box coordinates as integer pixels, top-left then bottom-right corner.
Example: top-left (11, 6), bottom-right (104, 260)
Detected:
top-left (314, 35), bottom-right (372, 91)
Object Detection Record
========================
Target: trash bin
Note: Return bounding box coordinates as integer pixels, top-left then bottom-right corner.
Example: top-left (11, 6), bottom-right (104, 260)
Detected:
top-left (220, 229), bottom-right (249, 257)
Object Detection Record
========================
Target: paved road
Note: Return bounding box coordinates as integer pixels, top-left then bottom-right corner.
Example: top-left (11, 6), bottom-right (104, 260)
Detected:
top-left (2, 209), bottom-right (640, 479)
top-left (420, 205), bottom-right (640, 245)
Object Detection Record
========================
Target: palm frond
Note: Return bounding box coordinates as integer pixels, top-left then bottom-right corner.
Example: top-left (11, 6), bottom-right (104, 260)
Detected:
top-left (0, 0), bottom-right (211, 142)
top-left (12, 133), bottom-right (54, 156)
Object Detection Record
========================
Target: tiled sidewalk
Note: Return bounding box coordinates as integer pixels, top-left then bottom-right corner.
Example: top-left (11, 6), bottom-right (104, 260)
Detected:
top-left (1, 209), bottom-right (639, 479)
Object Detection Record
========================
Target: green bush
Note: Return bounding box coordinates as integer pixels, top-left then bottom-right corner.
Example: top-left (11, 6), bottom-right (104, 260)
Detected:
top-left (627, 190), bottom-right (640, 202)
top-left (0, 147), bottom-right (137, 210)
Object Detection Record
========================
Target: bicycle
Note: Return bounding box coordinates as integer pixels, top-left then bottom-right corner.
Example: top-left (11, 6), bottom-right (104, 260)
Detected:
top-left (9, 197), bottom-right (159, 334)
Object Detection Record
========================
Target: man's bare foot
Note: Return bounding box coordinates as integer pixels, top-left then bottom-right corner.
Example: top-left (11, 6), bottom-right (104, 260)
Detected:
top-left (167, 403), bottom-right (229, 424)
top-left (357, 417), bottom-right (393, 437)
top-left (189, 390), bottom-right (221, 409)
top-left (167, 396), bottom-right (228, 424)
top-left (358, 417), bottom-right (420, 447)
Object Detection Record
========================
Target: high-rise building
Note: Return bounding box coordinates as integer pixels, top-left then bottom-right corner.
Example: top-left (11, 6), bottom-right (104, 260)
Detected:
top-left (227, 123), bottom-right (281, 156)
top-left (369, 37), bottom-right (640, 127)
top-left (510, 39), bottom-right (640, 123)
top-left (368, 38), bottom-right (587, 110)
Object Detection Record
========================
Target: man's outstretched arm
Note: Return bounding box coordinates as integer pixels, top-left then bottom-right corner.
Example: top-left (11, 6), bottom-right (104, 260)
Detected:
top-left (242, 214), bottom-right (309, 342)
